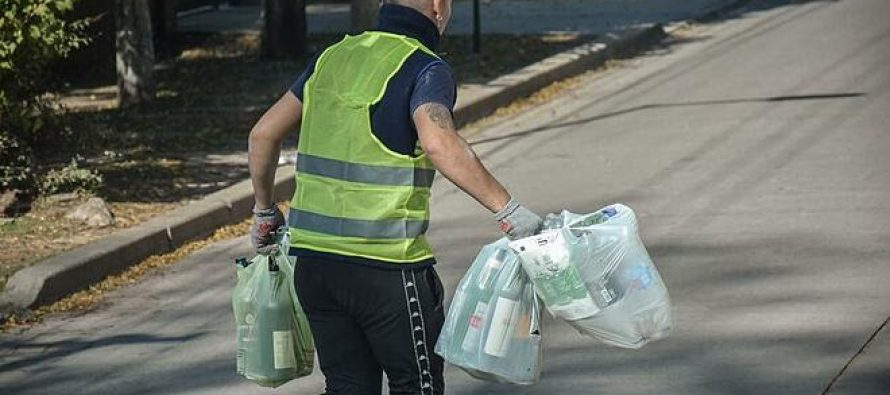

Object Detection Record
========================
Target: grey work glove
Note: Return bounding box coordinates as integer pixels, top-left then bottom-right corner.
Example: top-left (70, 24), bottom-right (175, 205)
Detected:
top-left (250, 206), bottom-right (285, 255)
top-left (495, 198), bottom-right (543, 240)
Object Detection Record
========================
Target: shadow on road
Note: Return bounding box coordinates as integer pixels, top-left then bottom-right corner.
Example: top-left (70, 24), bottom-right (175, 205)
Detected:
top-left (0, 349), bottom-right (240, 395)
top-left (0, 332), bottom-right (205, 374)
top-left (471, 92), bottom-right (866, 146)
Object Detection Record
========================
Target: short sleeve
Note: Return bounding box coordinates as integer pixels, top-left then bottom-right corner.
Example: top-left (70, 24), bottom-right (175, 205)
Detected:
top-left (289, 52), bottom-right (321, 101)
top-left (409, 60), bottom-right (457, 116)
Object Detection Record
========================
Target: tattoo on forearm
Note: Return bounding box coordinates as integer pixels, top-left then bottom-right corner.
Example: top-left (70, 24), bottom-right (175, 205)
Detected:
top-left (426, 103), bottom-right (456, 131)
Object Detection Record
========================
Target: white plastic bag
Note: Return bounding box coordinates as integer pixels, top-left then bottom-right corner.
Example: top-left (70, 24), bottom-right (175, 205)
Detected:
top-left (518, 204), bottom-right (672, 349)
top-left (435, 238), bottom-right (542, 385)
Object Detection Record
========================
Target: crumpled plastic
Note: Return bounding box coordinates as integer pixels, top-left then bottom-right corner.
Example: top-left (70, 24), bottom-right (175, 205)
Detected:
top-left (513, 204), bottom-right (672, 349)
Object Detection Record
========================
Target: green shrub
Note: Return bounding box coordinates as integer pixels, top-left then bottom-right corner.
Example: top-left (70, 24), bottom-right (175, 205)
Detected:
top-left (0, 0), bottom-right (88, 192)
top-left (0, 132), bottom-right (31, 190)
top-left (39, 158), bottom-right (103, 195)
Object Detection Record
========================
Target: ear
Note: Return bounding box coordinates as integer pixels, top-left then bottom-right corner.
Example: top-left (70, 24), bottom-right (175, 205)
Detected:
top-left (431, 0), bottom-right (447, 29)
top-left (431, 0), bottom-right (444, 20)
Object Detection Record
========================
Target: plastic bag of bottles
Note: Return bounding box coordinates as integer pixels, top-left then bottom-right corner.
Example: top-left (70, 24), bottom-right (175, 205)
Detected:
top-left (435, 238), bottom-right (542, 385)
top-left (232, 247), bottom-right (314, 387)
top-left (513, 204), bottom-right (672, 349)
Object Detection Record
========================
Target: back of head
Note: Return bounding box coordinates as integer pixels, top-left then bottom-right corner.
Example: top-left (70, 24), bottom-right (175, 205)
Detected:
top-left (382, 0), bottom-right (452, 34)
top-left (383, 0), bottom-right (433, 12)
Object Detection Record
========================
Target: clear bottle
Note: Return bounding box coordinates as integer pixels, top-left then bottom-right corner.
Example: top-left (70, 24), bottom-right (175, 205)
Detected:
top-left (234, 256), bottom-right (252, 374)
top-left (245, 260), bottom-right (298, 386)
top-left (477, 249), bottom-right (508, 290)
top-left (459, 248), bottom-right (507, 354)
top-left (589, 272), bottom-right (624, 308)
top-left (482, 263), bottom-right (524, 358)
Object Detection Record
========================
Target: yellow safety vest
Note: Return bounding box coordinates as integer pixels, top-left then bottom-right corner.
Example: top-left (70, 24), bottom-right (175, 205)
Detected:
top-left (288, 31), bottom-right (438, 263)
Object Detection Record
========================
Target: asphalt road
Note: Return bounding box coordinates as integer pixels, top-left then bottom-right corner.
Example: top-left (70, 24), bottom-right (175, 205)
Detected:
top-left (2, 0), bottom-right (888, 394)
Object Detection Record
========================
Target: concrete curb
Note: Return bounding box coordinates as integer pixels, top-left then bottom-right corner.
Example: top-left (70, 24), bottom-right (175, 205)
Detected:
top-left (0, 8), bottom-right (728, 314)
top-left (0, 170), bottom-right (295, 313)
top-left (453, 25), bottom-right (665, 127)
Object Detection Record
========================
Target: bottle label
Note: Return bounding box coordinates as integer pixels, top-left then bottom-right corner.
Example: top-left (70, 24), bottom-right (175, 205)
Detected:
top-left (483, 297), bottom-right (521, 357)
top-left (273, 330), bottom-right (296, 370)
top-left (461, 301), bottom-right (488, 352)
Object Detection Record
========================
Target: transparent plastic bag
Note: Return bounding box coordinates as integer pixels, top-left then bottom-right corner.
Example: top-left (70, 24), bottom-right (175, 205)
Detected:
top-left (435, 238), bottom-right (542, 385)
top-left (232, 248), bottom-right (315, 387)
top-left (541, 204), bottom-right (672, 349)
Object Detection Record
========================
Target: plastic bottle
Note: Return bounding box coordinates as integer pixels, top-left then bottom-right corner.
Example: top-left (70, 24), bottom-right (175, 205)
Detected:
top-left (461, 300), bottom-right (489, 352)
top-left (478, 249), bottom-right (508, 291)
top-left (589, 273), bottom-right (624, 308)
top-left (482, 263), bottom-right (524, 358)
top-left (244, 259), bottom-right (298, 385)
top-left (459, 248), bottom-right (506, 353)
top-left (234, 256), bottom-right (252, 375)
top-left (477, 258), bottom-right (542, 384)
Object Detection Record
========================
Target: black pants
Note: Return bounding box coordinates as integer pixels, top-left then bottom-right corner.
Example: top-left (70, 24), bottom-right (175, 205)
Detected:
top-left (294, 257), bottom-right (446, 395)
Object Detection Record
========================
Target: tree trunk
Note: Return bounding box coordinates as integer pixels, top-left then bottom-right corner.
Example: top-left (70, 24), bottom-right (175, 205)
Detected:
top-left (116, 0), bottom-right (156, 108)
top-left (262, 0), bottom-right (307, 59)
top-left (150, 0), bottom-right (178, 39)
top-left (350, 0), bottom-right (378, 32)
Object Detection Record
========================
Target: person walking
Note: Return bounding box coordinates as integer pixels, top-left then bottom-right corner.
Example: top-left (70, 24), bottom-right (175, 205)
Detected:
top-left (247, 1), bottom-right (543, 393)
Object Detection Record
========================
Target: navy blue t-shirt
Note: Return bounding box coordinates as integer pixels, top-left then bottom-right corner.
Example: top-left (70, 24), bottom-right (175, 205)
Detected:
top-left (288, 5), bottom-right (456, 269)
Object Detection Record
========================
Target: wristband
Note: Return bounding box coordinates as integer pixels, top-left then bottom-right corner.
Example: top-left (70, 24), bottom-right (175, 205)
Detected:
top-left (253, 206), bottom-right (278, 217)
top-left (494, 198), bottom-right (519, 221)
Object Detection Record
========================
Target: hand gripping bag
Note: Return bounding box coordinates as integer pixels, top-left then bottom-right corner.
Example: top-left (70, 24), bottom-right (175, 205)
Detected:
top-left (232, 248), bottom-right (314, 387)
top-left (543, 204), bottom-right (673, 349)
top-left (435, 238), bottom-right (542, 385)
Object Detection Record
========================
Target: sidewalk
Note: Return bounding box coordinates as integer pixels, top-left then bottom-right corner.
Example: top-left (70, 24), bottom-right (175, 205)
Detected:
top-left (179, 0), bottom-right (735, 35)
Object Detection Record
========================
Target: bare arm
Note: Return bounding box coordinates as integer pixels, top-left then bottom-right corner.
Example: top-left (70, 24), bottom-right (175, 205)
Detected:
top-left (249, 91), bottom-right (302, 210)
top-left (413, 103), bottom-right (511, 213)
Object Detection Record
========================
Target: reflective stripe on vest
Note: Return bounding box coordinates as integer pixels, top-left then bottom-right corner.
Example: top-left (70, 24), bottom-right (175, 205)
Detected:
top-left (297, 153), bottom-right (435, 188)
top-left (288, 209), bottom-right (429, 239)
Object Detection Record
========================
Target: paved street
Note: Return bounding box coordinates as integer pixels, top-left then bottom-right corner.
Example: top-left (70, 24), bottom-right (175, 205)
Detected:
top-left (2, 0), bottom-right (889, 394)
